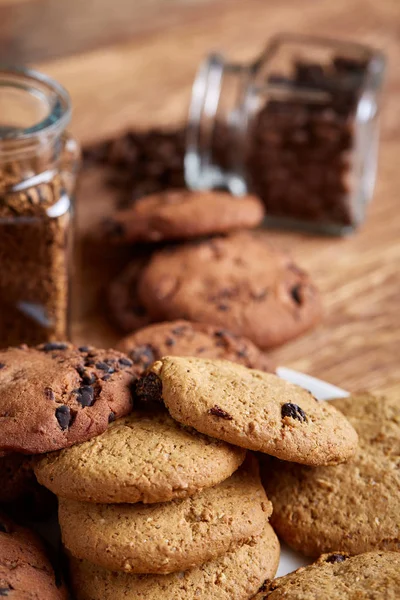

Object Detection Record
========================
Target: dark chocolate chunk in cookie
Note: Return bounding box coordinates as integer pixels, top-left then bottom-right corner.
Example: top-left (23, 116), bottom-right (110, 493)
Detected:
top-left (281, 403), bottom-right (307, 422)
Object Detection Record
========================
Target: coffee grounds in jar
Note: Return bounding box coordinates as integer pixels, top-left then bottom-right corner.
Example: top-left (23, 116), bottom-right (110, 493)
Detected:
top-left (0, 166), bottom-right (71, 346)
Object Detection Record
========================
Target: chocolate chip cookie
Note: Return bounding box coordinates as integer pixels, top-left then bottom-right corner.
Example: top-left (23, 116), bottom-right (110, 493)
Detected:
top-left (108, 259), bottom-right (153, 333)
top-left (0, 343), bottom-right (136, 454)
top-left (103, 189), bottom-right (265, 243)
top-left (35, 410), bottom-right (246, 504)
top-left (59, 456), bottom-right (270, 574)
top-left (0, 511), bottom-right (67, 599)
top-left (252, 551), bottom-right (400, 599)
top-left (260, 392), bottom-right (400, 556)
top-left (116, 320), bottom-right (274, 374)
top-left (69, 523), bottom-right (280, 600)
top-left (144, 356), bottom-right (358, 466)
top-left (137, 232), bottom-right (322, 349)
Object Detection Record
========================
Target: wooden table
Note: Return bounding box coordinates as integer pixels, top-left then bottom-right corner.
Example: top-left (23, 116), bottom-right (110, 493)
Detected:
top-left (36, 0), bottom-right (400, 396)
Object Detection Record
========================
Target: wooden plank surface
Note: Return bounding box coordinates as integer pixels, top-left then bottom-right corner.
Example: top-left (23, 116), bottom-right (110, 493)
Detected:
top-left (1, 0), bottom-right (231, 63)
top-left (37, 0), bottom-right (400, 395)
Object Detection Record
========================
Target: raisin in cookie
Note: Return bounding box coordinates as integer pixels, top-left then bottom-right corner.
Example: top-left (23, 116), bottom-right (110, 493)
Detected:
top-left (59, 456), bottom-right (270, 574)
top-left (0, 343), bottom-right (136, 454)
top-left (69, 523), bottom-right (279, 600)
top-left (252, 552), bottom-right (400, 599)
top-left (261, 392), bottom-right (400, 556)
top-left (0, 511), bottom-right (67, 599)
top-left (35, 410), bottom-right (245, 504)
top-left (103, 189), bottom-right (265, 243)
top-left (144, 356), bottom-right (358, 466)
top-left (116, 320), bottom-right (274, 374)
top-left (137, 232), bottom-right (322, 349)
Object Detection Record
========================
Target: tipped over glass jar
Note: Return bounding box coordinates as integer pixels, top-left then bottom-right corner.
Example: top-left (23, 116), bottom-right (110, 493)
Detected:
top-left (0, 67), bottom-right (80, 346)
top-left (185, 34), bottom-right (386, 235)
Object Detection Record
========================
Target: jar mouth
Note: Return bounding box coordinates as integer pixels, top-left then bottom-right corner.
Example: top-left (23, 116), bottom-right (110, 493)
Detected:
top-left (0, 66), bottom-right (71, 142)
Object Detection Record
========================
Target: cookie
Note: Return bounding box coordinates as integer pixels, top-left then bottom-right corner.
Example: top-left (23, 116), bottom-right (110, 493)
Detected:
top-left (108, 259), bottom-right (153, 333)
top-left (35, 409), bottom-right (246, 504)
top-left (103, 190), bottom-right (265, 243)
top-left (69, 523), bottom-right (279, 600)
top-left (260, 392), bottom-right (400, 556)
top-left (137, 232), bottom-right (322, 349)
top-left (116, 320), bottom-right (274, 374)
top-left (253, 551), bottom-right (400, 599)
top-left (58, 456), bottom-right (270, 574)
top-left (0, 511), bottom-right (67, 599)
top-left (144, 356), bottom-right (358, 466)
top-left (0, 343), bottom-right (136, 454)
top-left (0, 454), bottom-right (56, 519)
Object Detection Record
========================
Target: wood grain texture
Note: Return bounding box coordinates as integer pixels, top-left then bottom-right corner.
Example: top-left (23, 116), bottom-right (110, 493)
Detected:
top-left (0, 0), bottom-right (230, 63)
top-left (37, 0), bottom-right (400, 395)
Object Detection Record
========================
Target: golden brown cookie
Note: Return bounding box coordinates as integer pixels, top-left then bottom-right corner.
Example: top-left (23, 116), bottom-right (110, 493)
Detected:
top-left (116, 320), bottom-right (274, 374)
top-left (252, 551), bottom-right (400, 599)
top-left (0, 511), bottom-right (67, 599)
top-left (69, 523), bottom-right (280, 600)
top-left (34, 410), bottom-right (246, 504)
top-left (0, 343), bottom-right (136, 454)
top-left (59, 456), bottom-right (270, 574)
top-left (260, 392), bottom-right (400, 556)
top-left (142, 356), bottom-right (358, 466)
top-left (103, 189), bottom-right (265, 243)
top-left (137, 232), bottom-right (322, 349)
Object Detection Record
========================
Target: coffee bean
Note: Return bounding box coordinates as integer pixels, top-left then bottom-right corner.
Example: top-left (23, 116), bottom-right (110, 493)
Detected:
top-left (75, 386), bottom-right (95, 407)
top-left (281, 402), bottom-right (307, 422)
top-left (55, 405), bottom-right (72, 430)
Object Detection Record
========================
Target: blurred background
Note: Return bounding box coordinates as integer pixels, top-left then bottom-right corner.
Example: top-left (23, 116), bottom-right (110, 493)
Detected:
top-left (1, 0), bottom-right (398, 142)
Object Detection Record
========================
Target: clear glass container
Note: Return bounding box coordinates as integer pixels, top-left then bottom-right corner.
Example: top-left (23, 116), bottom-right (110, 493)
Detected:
top-left (186, 34), bottom-right (386, 234)
top-left (0, 67), bottom-right (80, 346)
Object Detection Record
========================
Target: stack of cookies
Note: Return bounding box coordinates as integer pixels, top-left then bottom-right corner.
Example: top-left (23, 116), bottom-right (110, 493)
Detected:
top-left (1, 339), bottom-right (399, 598)
top-left (0, 342), bottom-right (138, 520)
top-left (32, 353), bottom-right (360, 600)
top-left (106, 189), bottom-right (322, 351)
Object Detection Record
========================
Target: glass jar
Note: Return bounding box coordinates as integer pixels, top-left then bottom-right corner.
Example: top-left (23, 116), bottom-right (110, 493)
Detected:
top-left (0, 67), bottom-right (80, 346)
top-left (185, 34), bottom-right (386, 235)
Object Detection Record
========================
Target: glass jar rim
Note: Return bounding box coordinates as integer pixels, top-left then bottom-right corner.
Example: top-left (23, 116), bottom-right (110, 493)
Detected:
top-left (0, 65), bottom-right (71, 142)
